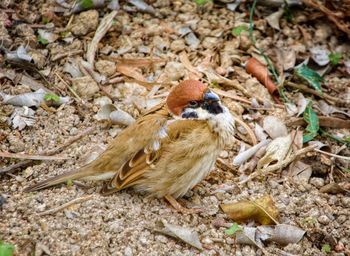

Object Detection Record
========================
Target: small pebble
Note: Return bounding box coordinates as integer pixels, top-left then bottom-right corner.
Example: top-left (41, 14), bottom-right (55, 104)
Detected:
top-left (318, 215), bottom-right (330, 225)
top-left (202, 237), bottom-right (213, 244)
top-left (310, 177), bottom-right (325, 188)
top-left (124, 246), bottom-right (133, 256)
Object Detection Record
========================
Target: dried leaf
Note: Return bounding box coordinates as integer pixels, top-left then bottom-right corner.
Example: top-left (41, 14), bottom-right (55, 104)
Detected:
top-left (271, 224), bottom-right (305, 245)
top-left (285, 103), bottom-right (298, 116)
top-left (291, 161), bottom-right (312, 183)
top-left (63, 59), bottom-right (83, 78)
top-left (296, 93), bottom-right (309, 117)
top-left (295, 64), bottom-right (323, 94)
top-left (281, 48), bottom-right (296, 70)
top-left (303, 103), bottom-right (319, 143)
top-left (220, 195), bottom-right (279, 225)
top-left (236, 227), bottom-right (261, 247)
top-left (265, 8), bottom-right (284, 30)
top-left (254, 123), bottom-right (268, 142)
top-left (246, 58), bottom-right (278, 98)
top-left (5, 45), bottom-right (32, 62)
top-left (257, 134), bottom-right (292, 169)
top-left (236, 224), bottom-right (305, 248)
top-left (116, 64), bottom-right (147, 82)
top-left (320, 183), bottom-right (347, 194)
top-left (154, 220), bottom-right (203, 250)
top-left (233, 139), bottom-right (270, 166)
top-left (310, 46), bottom-right (330, 66)
top-left (8, 107), bottom-right (36, 130)
top-left (262, 116), bottom-right (288, 139)
top-left (317, 100), bottom-right (350, 117)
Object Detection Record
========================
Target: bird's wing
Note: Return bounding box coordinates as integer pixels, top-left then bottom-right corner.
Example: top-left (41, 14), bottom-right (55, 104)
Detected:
top-left (23, 103), bottom-right (170, 192)
top-left (105, 118), bottom-right (217, 194)
top-left (87, 102), bottom-right (170, 176)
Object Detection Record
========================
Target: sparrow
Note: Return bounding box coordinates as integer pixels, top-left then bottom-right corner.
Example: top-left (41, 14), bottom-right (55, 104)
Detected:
top-left (24, 80), bottom-right (235, 212)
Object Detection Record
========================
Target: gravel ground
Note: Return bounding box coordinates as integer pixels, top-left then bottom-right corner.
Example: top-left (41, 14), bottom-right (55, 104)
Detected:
top-left (1, 0), bottom-right (350, 255)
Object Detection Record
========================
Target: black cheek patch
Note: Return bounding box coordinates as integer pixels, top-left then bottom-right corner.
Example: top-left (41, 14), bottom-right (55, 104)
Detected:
top-left (202, 101), bottom-right (223, 114)
top-left (182, 111), bottom-right (198, 119)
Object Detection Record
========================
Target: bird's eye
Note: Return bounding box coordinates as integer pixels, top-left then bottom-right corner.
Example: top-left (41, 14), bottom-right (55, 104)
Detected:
top-left (188, 101), bottom-right (199, 107)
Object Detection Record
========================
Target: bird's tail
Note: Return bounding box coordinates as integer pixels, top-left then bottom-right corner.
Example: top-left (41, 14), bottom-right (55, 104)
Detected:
top-left (23, 168), bottom-right (91, 192)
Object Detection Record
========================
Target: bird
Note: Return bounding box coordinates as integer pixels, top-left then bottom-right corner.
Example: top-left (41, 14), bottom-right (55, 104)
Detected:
top-left (24, 79), bottom-right (235, 213)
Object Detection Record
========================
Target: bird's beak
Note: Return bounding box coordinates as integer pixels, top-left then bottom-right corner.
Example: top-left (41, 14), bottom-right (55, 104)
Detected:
top-left (204, 91), bottom-right (220, 102)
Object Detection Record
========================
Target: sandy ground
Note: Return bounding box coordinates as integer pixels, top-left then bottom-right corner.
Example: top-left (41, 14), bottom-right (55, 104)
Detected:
top-left (1, 0), bottom-right (350, 255)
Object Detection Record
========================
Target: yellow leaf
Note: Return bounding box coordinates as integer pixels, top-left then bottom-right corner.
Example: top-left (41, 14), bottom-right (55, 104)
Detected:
top-left (220, 195), bottom-right (279, 225)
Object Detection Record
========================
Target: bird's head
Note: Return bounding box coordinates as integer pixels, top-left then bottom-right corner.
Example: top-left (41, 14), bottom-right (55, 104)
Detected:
top-left (166, 80), bottom-right (224, 119)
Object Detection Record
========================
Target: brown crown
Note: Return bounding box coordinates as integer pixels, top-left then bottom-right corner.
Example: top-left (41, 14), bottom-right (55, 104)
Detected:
top-left (166, 80), bottom-right (208, 116)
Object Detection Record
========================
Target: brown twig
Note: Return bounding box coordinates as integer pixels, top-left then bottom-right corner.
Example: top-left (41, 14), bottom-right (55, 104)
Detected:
top-left (51, 50), bottom-right (84, 62)
top-left (233, 115), bottom-right (258, 146)
top-left (302, 0), bottom-right (350, 38)
top-left (286, 116), bottom-right (350, 129)
top-left (0, 126), bottom-right (96, 175)
top-left (86, 10), bottom-right (118, 67)
top-left (286, 81), bottom-right (349, 107)
top-left (37, 195), bottom-right (94, 216)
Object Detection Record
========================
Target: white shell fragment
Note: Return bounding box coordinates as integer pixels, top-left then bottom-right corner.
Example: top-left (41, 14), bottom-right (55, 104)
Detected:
top-left (310, 46), bottom-right (330, 66)
top-left (110, 110), bottom-right (135, 126)
top-left (94, 103), bottom-right (135, 126)
top-left (265, 8), bottom-right (284, 30)
top-left (262, 116), bottom-right (288, 139)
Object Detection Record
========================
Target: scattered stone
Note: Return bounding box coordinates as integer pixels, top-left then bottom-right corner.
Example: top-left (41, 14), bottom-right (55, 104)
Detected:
top-left (71, 76), bottom-right (100, 99)
top-left (318, 215), bottom-right (330, 225)
top-left (95, 60), bottom-right (116, 77)
top-left (71, 10), bottom-right (99, 36)
top-left (310, 177), bottom-right (325, 188)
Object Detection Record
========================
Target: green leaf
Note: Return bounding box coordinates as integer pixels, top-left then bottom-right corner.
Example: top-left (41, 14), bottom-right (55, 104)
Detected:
top-left (283, 5), bottom-right (293, 22)
top-left (295, 64), bottom-right (323, 94)
top-left (66, 179), bottom-right (73, 187)
top-left (328, 52), bottom-right (342, 65)
top-left (41, 16), bottom-right (50, 24)
top-left (321, 244), bottom-right (331, 253)
top-left (225, 223), bottom-right (242, 235)
top-left (78, 0), bottom-right (94, 9)
top-left (0, 241), bottom-right (14, 256)
top-left (37, 35), bottom-right (49, 45)
top-left (303, 102), bottom-right (319, 143)
top-left (232, 25), bottom-right (248, 37)
top-left (44, 93), bottom-right (60, 102)
top-left (194, 0), bottom-right (212, 5)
